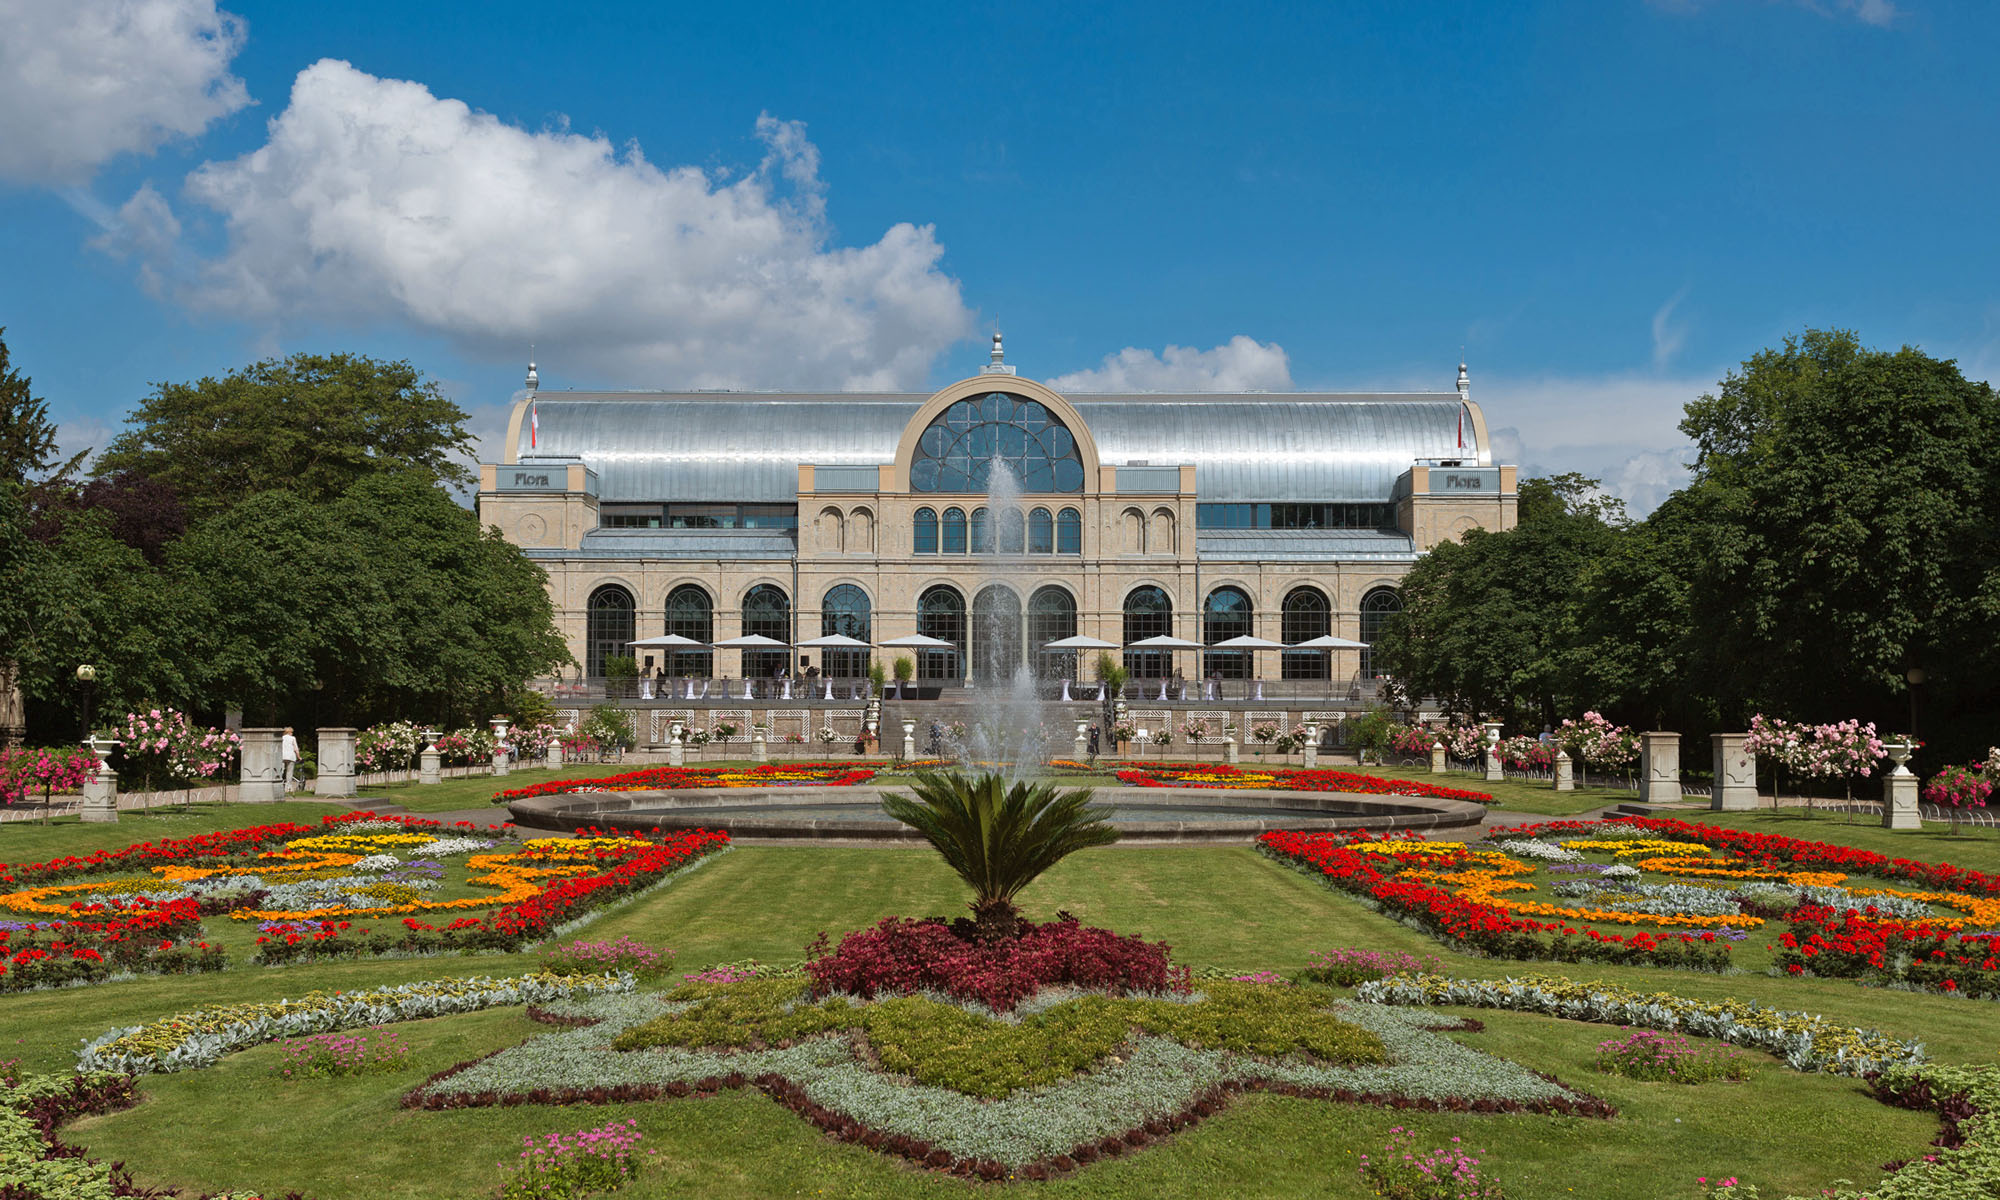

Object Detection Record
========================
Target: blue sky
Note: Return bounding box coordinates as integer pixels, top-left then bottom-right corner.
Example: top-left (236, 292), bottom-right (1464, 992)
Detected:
top-left (2, 0), bottom-right (1994, 512)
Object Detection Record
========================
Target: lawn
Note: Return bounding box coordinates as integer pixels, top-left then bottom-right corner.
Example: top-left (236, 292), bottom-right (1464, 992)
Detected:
top-left (9, 801), bottom-right (1994, 1199)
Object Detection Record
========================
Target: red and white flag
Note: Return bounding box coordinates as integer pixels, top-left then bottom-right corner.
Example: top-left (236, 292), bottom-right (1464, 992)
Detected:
top-left (1456, 405), bottom-right (1463, 449)
top-left (530, 400), bottom-right (540, 449)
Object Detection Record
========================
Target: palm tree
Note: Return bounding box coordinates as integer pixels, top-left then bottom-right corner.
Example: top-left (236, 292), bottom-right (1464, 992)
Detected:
top-left (881, 769), bottom-right (1119, 941)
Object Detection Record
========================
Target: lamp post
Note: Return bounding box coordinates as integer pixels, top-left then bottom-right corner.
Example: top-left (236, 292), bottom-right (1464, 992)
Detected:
top-left (75, 664), bottom-right (97, 740)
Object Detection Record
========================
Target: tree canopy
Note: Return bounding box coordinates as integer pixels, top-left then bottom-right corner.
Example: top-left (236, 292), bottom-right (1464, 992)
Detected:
top-left (0, 328), bottom-right (63, 486)
top-left (95, 353), bottom-right (475, 517)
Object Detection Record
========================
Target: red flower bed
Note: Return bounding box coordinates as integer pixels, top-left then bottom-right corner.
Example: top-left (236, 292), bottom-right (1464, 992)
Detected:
top-left (0, 897), bottom-right (222, 991)
top-left (1117, 764), bottom-right (1492, 803)
top-left (1257, 829), bottom-right (1730, 971)
top-left (1774, 905), bottom-right (2000, 997)
top-left (804, 914), bottom-right (1178, 1012)
top-left (252, 826), bottom-right (731, 964)
top-left (492, 762), bottom-right (877, 805)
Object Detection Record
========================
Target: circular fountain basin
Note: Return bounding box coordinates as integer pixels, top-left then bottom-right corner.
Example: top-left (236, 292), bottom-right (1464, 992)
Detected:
top-left (507, 784), bottom-right (1484, 844)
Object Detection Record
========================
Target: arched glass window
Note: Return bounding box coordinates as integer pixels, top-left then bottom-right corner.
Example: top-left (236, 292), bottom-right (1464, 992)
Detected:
top-left (1056, 507), bottom-right (1082, 555)
top-left (1122, 586), bottom-right (1173, 679)
top-left (1360, 587), bottom-right (1402, 679)
top-left (997, 508), bottom-right (1026, 555)
top-left (1028, 508), bottom-right (1054, 554)
top-left (971, 584), bottom-right (1022, 684)
top-left (586, 584), bottom-right (635, 678)
top-left (917, 585), bottom-right (966, 681)
top-left (740, 584), bottom-right (790, 680)
top-left (664, 584), bottom-right (714, 678)
top-left (942, 507), bottom-right (967, 554)
top-left (1028, 586), bottom-right (1077, 681)
top-left (821, 584), bottom-right (871, 679)
top-left (908, 392), bottom-right (1086, 493)
top-left (969, 506), bottom-right (991, 555)
top-left (913, 507), bottom-right (938, 554)
top-left (1281, 586), bottom-right (1331, 681)
top-left (1202, 586), bottom-right (1254, 681)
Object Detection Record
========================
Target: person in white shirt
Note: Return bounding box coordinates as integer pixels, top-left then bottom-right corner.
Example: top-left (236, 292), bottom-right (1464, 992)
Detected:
top-left (281, 727), bottom-right (301, 793)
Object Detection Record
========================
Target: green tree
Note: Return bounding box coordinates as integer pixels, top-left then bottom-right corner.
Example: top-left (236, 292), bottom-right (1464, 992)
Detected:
top-left (1374, 474), bottom-right (1624, 727)
top-left (0, 328), bottom-right (65, 486)
top-left (96, 353), bottom-right (475, 517)
top-left (1675, 329), bottom-right (2000, 743)
top-left (881, 771), bottom-right (1118, 941)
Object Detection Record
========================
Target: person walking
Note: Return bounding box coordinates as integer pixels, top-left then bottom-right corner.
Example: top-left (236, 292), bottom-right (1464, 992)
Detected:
top-left (1087, 723), bottom-right (1101, 759)
top-left (280, 726), bottom-right (301, 794)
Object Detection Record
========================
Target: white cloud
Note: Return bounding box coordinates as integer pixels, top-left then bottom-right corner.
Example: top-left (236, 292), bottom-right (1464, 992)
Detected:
top-left (1048, 336), bottom-right (1294, 392)
top-left (1473, 370), bottom-right (1710, 517)
top-left (1651, 287), bottom-right (1691, 369)
top-left (106, 60), bottom-right (972, 390)
top-left (0, 0), bottom-right (250, 186)
top-left (1646, 0), bottom-right (1901, 27)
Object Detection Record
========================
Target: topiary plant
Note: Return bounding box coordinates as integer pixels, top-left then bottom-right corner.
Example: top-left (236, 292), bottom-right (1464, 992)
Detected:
top-left (881, 770), bottom-right (1119, 942)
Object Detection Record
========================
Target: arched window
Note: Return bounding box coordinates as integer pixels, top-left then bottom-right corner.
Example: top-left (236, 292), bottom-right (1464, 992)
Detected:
top-left (586, 584), bottom-right (635, 678)
top-left (1056, 507), bottom-right (1082, 555)
top-left (1028, 586), bottom-right (1077, 680)
top-left (1122, 507), bottom-right (1146, 553)
top-left (740, 584), bottom-right (790, 679)
top-left (821, 584), bottom-right (871, 678)
top-left (1122, 586), bottom-right (1173, 679)
top-left (1028, 508), bottom-right (1054, 554)
top-left (999, 508), bottom-right (1026, 555)
top-left (969, 506), bottom-right (991, 555)
top-left (1150, 508), bottom-right (1176, 556)
top-left (1281, 586), bottom-right (1331, 681)
top-left (909, 392), bottom-right (1086, 493)
top-left (664, 584), bottom-right (714, 678)
top-left (942, 507), bottom-right (967, 554)
top-left (971, 585), bottom-right (1023, 684)
top-left (913, 507), bottom-right (938, 554)
top-left (846, 507), bottom-right (874, 554)
top-left (1360, 586), bottom-right (1402, 679)
top-left (1203, 586), bottom-right (1254, 680)
top-left (917, 585), bottom-right (966, 681)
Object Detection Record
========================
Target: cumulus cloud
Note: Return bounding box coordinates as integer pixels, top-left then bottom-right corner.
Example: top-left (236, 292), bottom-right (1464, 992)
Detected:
top-left (107, 60), bottom-right (972, 390)
top-left (1048, 336), bottom-right (1294, 392)
top-left (0, 0), bottom-right (250, 185)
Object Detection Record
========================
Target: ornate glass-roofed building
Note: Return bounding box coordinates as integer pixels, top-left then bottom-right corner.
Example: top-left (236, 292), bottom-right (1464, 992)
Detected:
top-left (477, 336), bottom-right (1517, 696)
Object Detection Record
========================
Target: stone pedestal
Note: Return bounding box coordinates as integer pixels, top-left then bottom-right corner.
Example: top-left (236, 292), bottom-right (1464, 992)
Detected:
top-left (1225, 737), bottom-right (1239, 765)
top-left (908, 721), bottom-right (921, 761)
top-left (1641, 731), bottom-right (1680, 805)
top-left (668, 727), bottom-right (684, 767)
top-left (81, 739), bottom-right (119, 823)
top-left (1481, 722), bottom-right (1504, 782)
top-left (1301, 724), bottom-right (1318, 770)
top-left (1710, 733), bottom-right (1758, 810)
top-left (490, 719), bottom-right (511, 777)
top-left (1553, 749), bottom-right (1574, 791)
top-left (419, 735), bottom-right (442, 786)
top-left (314, 727), bottom-right (357, 798)
top-left (239, 728), bottom-right (284, 802)
top-left (547, 741), bottom-right (565, 769)
top-left (1881, 743), bottom-right (1920, 829)
top-left (1430, 744), bottom-right (1447, 774)
top-left (753, 730), bottom-right (768, 762)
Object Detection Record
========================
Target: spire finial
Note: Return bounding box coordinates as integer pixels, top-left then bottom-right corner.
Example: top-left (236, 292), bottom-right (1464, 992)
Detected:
top-left (980, 327), bottom-right (1016, 376)
top-left (1456, 353), bottom-right (1469, 397)
top-left (525, 346), bottom-right (539, 393)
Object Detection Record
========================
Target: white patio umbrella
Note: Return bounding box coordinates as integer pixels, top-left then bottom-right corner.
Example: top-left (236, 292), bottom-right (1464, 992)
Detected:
top-left (1210, 634), bottom-right (1286, 686)
top-left (626, 634), bottom-right (708, 649)
top-left (710, 634), bottom-right (790, 648)
top-left (1290, 634), bottom-right (1368, 688)
top-left (1122, 634), bottom-right (1204, 691)
top-left (795, 634), bottom-right (872, 648)
top-left (880, 633), bottom-right (957, 648)
top-left (1041, 635), bottom-right (1120, 649)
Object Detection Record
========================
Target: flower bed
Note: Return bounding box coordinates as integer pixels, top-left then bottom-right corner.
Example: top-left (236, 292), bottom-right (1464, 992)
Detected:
top-left (248, 828), bottom-right (729, 964)
top-left (77, 971), bottom-right (631, 1075)
top-left (491, 762), bottom-right (876, 804)
top-left (1355, 972), bottom-right (1923, 1076)
top-left (1, 897), bottom-right (223, 991)
top-left (802, 913), bottom-right (1176, 1012)
top-left (405, 982), bottom-right (1610, 1178)
top-left (1258, 829), bottom-right (1734, 970)
top-left (1117, 763), bottom-right (1493, 802)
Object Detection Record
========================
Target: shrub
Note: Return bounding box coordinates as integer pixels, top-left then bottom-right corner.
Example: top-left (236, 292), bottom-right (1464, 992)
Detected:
top-left (501, 1118), bottom-right (653, 1200)
top-left (540, 937), bottom-right (674, 982)
top-left (1592, 1028), bottom-right (1747, 1084)
top-left (804, 913), bottom-right (1175, 1012)
top-left (1296, 946), bottom-right (1446, 987)
top-left (579, 705), bottom-right (636, 751)
top-left (1358, 1127), bottom-right (1505, 1199)
top-left (276, 1027), bottom-right (410, 1080)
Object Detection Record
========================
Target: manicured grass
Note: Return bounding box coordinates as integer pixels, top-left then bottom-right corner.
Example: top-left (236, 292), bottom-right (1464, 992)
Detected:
top-left (359, 764), bottom-right (617, 813)
top-left (12, 808), bottom-right (1998, 1198)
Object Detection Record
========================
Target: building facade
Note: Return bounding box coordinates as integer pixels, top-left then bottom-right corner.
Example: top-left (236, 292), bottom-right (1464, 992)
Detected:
top-left (476, 338), bottom-right (1516, 694)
